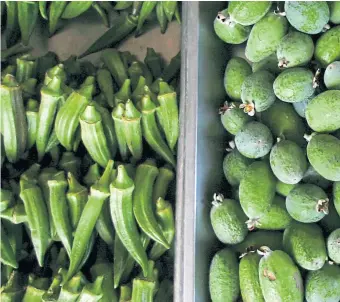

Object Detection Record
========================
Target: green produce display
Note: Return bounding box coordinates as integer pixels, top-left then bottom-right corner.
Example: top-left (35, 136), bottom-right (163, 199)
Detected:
top-left (1, 3), bottom-right (179, 300)
top-left (210, 2), bottom-right (340, 301)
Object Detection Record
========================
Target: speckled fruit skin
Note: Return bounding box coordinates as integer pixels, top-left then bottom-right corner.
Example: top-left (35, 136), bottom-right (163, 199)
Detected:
top-left (252, 53), bottom-right (281, 75)
top-left (228, 1), bottom-right (272, 26)
top-left (302, 164), bottom-right (331, 190)
top-left (235, 122), bottom-right (273, 159)
top-left (277, 31), bottom-right (314, 68)
top-left (286, 184), bottom-right (328, 223)
top-left (223, 149), bottom-right (253, 186)
top-left (315, 26), bottom-right (340, 67)
top-left (283, 221), bottom-right (327, 271)
top-left (241, 71), bottom-right (276, 112)
top-left (269, 139), bottom-right (308, 184)
top-left (305, 262), bottom-right (340, 302)
top-left (239, 161), bottom-right (276, 219)
top-left (334, 182), bottom-right (340, 216)
top-left (307, 134), bottom-right (340, 181)
top-left (306, 90), bottom-right (340, 133)
top-left (210, 198), bottom-right (248, 245)
top-left (285, 1), bottom-right (330, 34)
top-left (239, 253), bottom-right (264, 302)
top-left (276, 181), bottom-right (296, 197)
top-left (209, 248), bottom-right (240, 302)
top-left (273, 67), bottom-right (315, 103)
top-left (259, 250), bottom-right (304, 302)
top-left (224, 57), bottom-right (252, 101)
top-left (214, 9), bottom-right (251, 45)
top-left (327, 228), bottom-right (340, 264)
top-left (293, 94), bottom-right (314, 118)
top-left (220, 103), bottom-right (253, 135)
top-left (260, 100), bottom-right (306, 147)
top-left (329, 1), bottom-right (340, 24)
top-left (245, 12), bottom-right (288, 63)
top-left (324, 61), bottom-right (340, 89)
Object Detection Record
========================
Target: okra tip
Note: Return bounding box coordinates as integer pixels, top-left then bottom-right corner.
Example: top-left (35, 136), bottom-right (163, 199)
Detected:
top-left (111, 165), bottom-right (134, 190)
top-left (92, 160), bottom-right (114, 193)
top-left (1, 74), bottom-right (19, 87)
top-left (156, 197), bottom-right (170, 211)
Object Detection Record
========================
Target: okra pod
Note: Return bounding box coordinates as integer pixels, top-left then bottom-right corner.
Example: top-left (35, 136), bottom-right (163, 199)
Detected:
top-left (5, 1), bottom-right (20, 47)
top-left (21, 78), bottom-right (38, 100)
top-left (163, 1), bottom-right (177, 22)
top-left (175, 3), bottom-right (181, 24)
top-left (101, 49), bottom-right (128, 87)
top-left (97, 68), bottom-right (115, 107)
top-left (58, 272), bottom-right (87, 302)
top-left (1, 42), bottom-right (32, 62)
top-left (162, 51), bottom-right (181, 82)
top-left (22, 275), bottom-right (50, 302)
top-left (77, 276), bottom-right (104, 302)
top-left (96, 198), bottom-right (115, 246)
top-left (66, 161), bottom-right (113, 281)
top-left (41, 274), bottom-right (63, 301)
top-left (110, 165), bottom-right (149, 277)
top-left (119, 284), bottom-right (132, 301)
top-left (3, 220), bottom-right (23, 264)
top-left (44, 64), bottom-right (67, 86)
top-left (131, 278), bottom-right (156, 302)
top-left (112, 103), bottom-right (129, 161)
top-left (152, 164), bottom-right (175, 203)
top-left (113, 1), bottom-right (132, 10)
top-left (49, 145), bottom-right (61, 167)
top-left (36, 52), bottom-right (59, 82)
top-left (1, 65), bottom-right (16, 78)
top-left (61, 1), bottom-right (93, 19)
top-left (83, 163), bottom-right (101, 187)
top-left (25, 99), bottom-right (39, 150)
top-left (1, 222), bottom-right (18, 268)
top-left (50, 248), bottom-right (68, 276)
top-left (131, 76), bottom-right (146, 103)
top-left (121, 51), bottom-right (136, 69)
top-left (114, 78), bottom-right (132, 105)
top-left (128, 61), bottom-right (144, 90)
top-left (48, 1), bottom-right (67, 36)
top-left (156, 2), bottom-right (168, 34)
top-left (17, 1), bottom-right (39, 45)
top-left (140, 95), bottom-right (176, 167)
top-left (78, 229), bottom-right (97, 270)
top-left (0, 201), bottom-right (27, 224)
top-left (92, 2), bottom-right (109, 27)
top-left (150, 78), bottom-right (163, 94)
top-left (39, 1), bottom-right (48, 20)
top-left (0, 270), bottom-right (26, 301)
top-left (0, 188), bottom-right (14, 212)
top-left (59, 152), bottom-right (81, 179)
top-left (145, 48), bottom-right (163, 79)
top-left (132, 1), bottom-right (142, 16)
top-left (135, 1), bottom-right (158, 37)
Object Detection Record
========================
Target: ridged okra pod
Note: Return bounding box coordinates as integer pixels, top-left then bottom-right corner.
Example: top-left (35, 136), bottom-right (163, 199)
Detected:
top-left (0, 188), bottom-right (14, 212)
top-left (92, 2), bottom-right (109, 27)
top-left (112, 103), bottom-right (129, 161)
top-left (0, 201), bottom-right (27, 225)
top-left (22, 275), bottom-right (50, 302)
top-left (152, 164), bottom-right (175, 203)
top-left (15, 54), bottom-right (37, 83)
top-left (114, 78), bottom-right (132, 105)
top-left (156, 2), bottom-right (168, 34)
top-left (144, 48), bottom-right (163, 79)
top-left (44, 64), bottom-right (67, 86)
top-left (48, 1), bottom-right (68, 36)
top-left (100, 49), bottom-right (128, 87)
top-left (5, 2), bottom-right (20, 47)
top-left (1, 221), bottom-right (18, 268)
top-left (110, 165), bottom-right (149, 277)
top-left (135, 2), bottom-right (157, 37)
top-left (25, 98), bottom-right (39, 150)
top-left (0, 75), bottom-right (28, 163)
top-left (77, 276), bottom-right (104, 302)
top-left (128, 61), bottom-right (153, 89)
top-left (83, 163), bottom-right (101, 187)
top-left (57, 272), bottom-right (86, 301)
top-left (59, 151), bottom-right (81, 179)
top-left (162, 51), bottom-right (181, 82)
top-left (119, 284), bottom-right (132, 301)
top-left (96, 68), bottom-right (115, 107)
top-left (61, 1), bottom-right (93, 19)
top-left (95, 198), bottom-right (115, 246)
top-left (163, 1), bottom-right (177, 22)
top-left (17, 1), bottom-right (39, 45)
top-left (2, 220), bottom-right (23, 265)
top-left (41, 274), bottom-right (63, 301)
top-left (0, 270), bottom-right (26, 301)
top-left (132, 76), bottom-right (146, 103)
top-left (131, 278), bottom-right (156, 302)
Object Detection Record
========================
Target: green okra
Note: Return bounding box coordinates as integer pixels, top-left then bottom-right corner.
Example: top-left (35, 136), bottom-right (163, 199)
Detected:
top-left (156, 81), bottom-right (179, 152)
top-left (112, 103), bottom-right (130, 161)
top-left (78, 229), bottom-right (97, 271)
top-left (36, 52), bottom-right (59, 82)
top-left (110, 165), bottom-right (149, 277)
top-left (1, 42), bottom-right (32, 63)
top-left (121, 51), bottom-right (136, 69)
top-left (143, 83), bottom-right (158, 104)
top-left (114, 78), bottom-right (132, 105)
top-left (17, 1), bottom-right (39, 46)
top-left (135, 1), bottom-right (158, 37)
top-left (83, 163), bottom-right (101, 187)
top-left (152, 164), bottom-right (175, 203)
top-left (77, 276), bottom-right (104, 302)
top-left (79, 14), bottom-right (139, 58)
top-left (119, 284), bottom-right (132, 301)
top-left (3, 220), bottom-right (23, 264)
top-left (39, 1), bottom-right (48, 20)
top-left (44, 64), bottom-right (67, 86)
top-left (0, 201), bottom-right (27, 225)
top-left (1, 222), bottom-right (18, 268)
top-left (113, 1), bottom-right (132, 10)
top-left (96, 198), bottom-right (115, 246)
top-left (61, 1), bottom-right (93, 19)
top-left (98, 1), bottom-right (113, 12)
top-left (92, 2), bottom-right (109, 27)
top-left (0, 75), bottom-right (28, 163)
top-left (58, 272), bottom-right (87, 302)
top-left (5, 1), bottom-right (20, 47)
top-left (48, 179), bottom-right (73, 257)
top-left (22, 275), bottom-right (50, 302)
top-left (49, 145), bottom-right (61, 167)
top-left (156, 2), bottom-right (168, 34)
top-left (162, 51), bottom-right (181, 82)
top-left (128, 61), bottom-right (144, 90)
top-left (131, 278), bottom-right (156, 302)
top-left (0, 270), bottom-right (26, 302)
top-left (133, 160), bottom-right (170, 248)
top-left (55, 76), bottom-right (95, 151)
top-left (1, 65), bottom-right (16, 78)
top-left (36, 76), bottom-right (63, 161)
top-left (66, 161), bottom-right (113, 282)
top-left (94, 93), bottom-right (108, 108)
top-left (174, 3), bottom-right (181, 24)
top-left (140, 95), bottom-right (176, 167)
top-left (21, 78), bottom-right (38, 100)
top-left (132, 76), bottom-right (147, 103)
top-left (59, 152), bottom-right (81, 178)
top-left (145, 48), bottom-right (163, 79)
top-left (25, 98), bottom-right (39, 149)
top-left (66, 173), bottom-right (88, 231)
top-left (163, 1), bottom-right (177, 22)
top-left (132, 1), bottom-right (142, 16)
top-left (0, 189), bottom-right (14, 212)
top-left (97, 68), bottom-right (115, 107)
top-left (42, 274), bottom-right (63, 302)
top-left (80, 103), bottom-right (112, 168)
top-left (48, 1), bottom-right (67, 36)
top-left (50, 248), bottom-right (68, 275)
top-left (101, 49), bottom-right (128, 87)
top-left (149, 198), bottom-right (175, 260)
top-left (150, 78), bottom-right (163, 94)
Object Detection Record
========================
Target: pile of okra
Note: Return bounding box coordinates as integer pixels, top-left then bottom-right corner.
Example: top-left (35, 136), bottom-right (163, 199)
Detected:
top-left (1, 2), bottom-right (180, 301)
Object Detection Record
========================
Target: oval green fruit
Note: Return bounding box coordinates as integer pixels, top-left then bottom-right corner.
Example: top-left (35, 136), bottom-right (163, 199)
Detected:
top-left (245, 12), bottom-right (288, 63)
top-left (214, 9), bottom-right (251, 45)
top-left (228, 1), bottom-right (272, 26)
top-left (315, 25), bottom-right (340, 67)
top-left (286, 183), bottom-right (328, 223)
top-left (235, 122), bottom-right (273, 159)
top-left (306, 90), bottom-right (340, 133)
top-left (305, 262), bottom-right (340, 302)
top-left (223, 149), bottom-right (253, 186)
top-left (241, 70), bottom-right (276, 113)
top-left (269, 139), bottom-right (307, 184)
top-left (224, 57), bottom-right (252, 101)
top-left (293, 94), bottom-right (314, 118)
top-left (327, 228), bottom-right (340, 264)
top-left (209, 248), bottom-right (240, 302)
top-left (277, 31), bottom-right (314, 68)
top-left (285, 1), bottom-right (330, 34)
top-left (303, 164), bottom-right (331, 190)
top-left (239, 161), bottom-right (276, 219)
top-left (306, 133), bottom-right (340, 181)
top-left (276, 180), bottom-right (296, 197)
top-left (252, 53), bottom-right (281, 75)
top-left (319, 200), bottom-right (340, 234)
top-left (210, 195), bottom-right (248, 245)
top-left (330, 1), bottom-right (340, 24)
top-left (333, 182), bottom-right (340, 216)
top-left (283, 221), bottom-right (327, 271)
top-left (324, 61), bottom-right (340, 90)
top-left (259, 249), bottom-right (303, 302)
top-left (239, 252), bottom-right (264, 302)
top-left (273, 67), bottom-right (315, 103)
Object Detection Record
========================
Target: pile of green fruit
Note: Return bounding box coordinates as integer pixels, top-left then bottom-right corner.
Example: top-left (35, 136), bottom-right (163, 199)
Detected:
top-left (0, 12), bottom-right (180, 301)
top-left (210, 2), bottom-right (340, 302)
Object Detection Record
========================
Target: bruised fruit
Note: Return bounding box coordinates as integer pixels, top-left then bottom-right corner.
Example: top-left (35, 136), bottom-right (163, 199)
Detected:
top-left (334, 182), bottom-right (340, 216)
top-left (209, 248), bottom-right (240, 302)
top-left (283, 221), bottom-right (327, 271)
top-left (235, 122), bottom-right (273, 158)
top-left (273, 68), bottom-right (315, 103)
top-left (239, 161), bottom-right (276, 219)
top-left (306, 133), bottom-right (340, 181)
top-left (241, 71), bottom-right (276, 113)
top-left (223, 149), bottom-right (253, 186)
top-left (210, 194), bottom-right (248, 245)
top-left (324, 61), bottom-right (340, 89)
top-left (252, 53), bottom-right (281, 75)
top-left (327, 228), bottom-right (340, 264)
top-left (214, 9), bottom-right (251, 45)
top-left (276, 180), bottom-right (296, 197)
top-left (224, 57), bottom-right (252, 101)
top-left (285, 1), bottom-right (330, 34)
top-left (302, 164), bottom-right (331, 190)
top-left (286, 183), bottom-right (329, 223)
top-left (228, 1), bottom-right (272, 26)
top-left (258, 248), bottom-right (304, 302)
top-left (269, 139), bottom-right (307, 184)
top-left (245, 12), bottom-right (288, 63)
